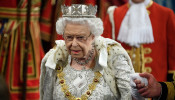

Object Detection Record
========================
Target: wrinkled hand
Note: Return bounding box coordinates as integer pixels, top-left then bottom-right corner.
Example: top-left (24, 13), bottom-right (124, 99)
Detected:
top-left (134, 73), bottom-right (162, 98)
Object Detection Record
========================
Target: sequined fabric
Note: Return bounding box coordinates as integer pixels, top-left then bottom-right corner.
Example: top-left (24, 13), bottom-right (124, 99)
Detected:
top-left (53, 57), bottom-right (116, 100)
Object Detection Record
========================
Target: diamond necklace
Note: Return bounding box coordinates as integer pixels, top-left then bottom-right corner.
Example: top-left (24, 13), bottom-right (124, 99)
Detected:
top-left (73, 47), bottom-right (95, 66)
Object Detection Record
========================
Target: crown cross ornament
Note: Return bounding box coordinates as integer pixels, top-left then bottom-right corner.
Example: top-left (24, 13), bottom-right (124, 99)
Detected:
top-left (61, 6), bottom-right (69, 15)
top-left (71, 4), bottom-right (82, 15)
top-left (87, 5), bottom-right (97, 15)
top-left (61, 4), bottom-right (97, 18)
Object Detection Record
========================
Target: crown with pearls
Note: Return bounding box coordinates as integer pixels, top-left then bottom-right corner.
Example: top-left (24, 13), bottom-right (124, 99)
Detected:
top-left (61, 4), bottom-right (97, 18)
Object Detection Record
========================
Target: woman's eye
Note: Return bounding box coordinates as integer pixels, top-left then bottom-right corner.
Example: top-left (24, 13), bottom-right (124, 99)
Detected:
top-left (67, 36), bottom-right (73, 39)
top-left (77, 36), bottom-right (84, 40)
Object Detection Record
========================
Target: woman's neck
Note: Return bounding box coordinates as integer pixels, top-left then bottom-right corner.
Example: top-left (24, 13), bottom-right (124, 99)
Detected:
top-left (71, 50), bottom-right (96, 70)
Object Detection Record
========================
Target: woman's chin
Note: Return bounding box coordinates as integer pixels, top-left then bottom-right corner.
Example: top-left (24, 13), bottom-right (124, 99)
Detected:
top-left (71, 54), bottom-right (83, 59)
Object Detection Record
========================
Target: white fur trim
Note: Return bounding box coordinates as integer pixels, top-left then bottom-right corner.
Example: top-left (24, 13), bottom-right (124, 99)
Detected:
top-left (107, 6), bottom-right (117, 40)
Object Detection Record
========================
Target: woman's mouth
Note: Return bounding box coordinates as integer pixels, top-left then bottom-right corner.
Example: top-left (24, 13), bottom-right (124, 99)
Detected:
top-left (71, 50), bottom-right (81, 54)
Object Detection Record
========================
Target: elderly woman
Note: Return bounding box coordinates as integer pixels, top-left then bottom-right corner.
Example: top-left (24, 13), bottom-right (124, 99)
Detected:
top-left (40, 4), bottom-right (135, 100)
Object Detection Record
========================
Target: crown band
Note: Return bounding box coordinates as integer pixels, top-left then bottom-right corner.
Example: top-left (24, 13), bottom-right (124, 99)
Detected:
top-left (61, 4), bottom-right (97, 18)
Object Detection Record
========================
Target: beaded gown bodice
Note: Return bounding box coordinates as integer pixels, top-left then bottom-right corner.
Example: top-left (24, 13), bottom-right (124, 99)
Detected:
top-left (53, 57), bottom-right (116, 100)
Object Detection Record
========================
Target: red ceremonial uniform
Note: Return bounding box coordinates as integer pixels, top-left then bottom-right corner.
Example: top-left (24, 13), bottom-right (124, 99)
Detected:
top-left (0, 0), bottom-right (44, 99)
top-left (103, 1), bottom-right (175, 81)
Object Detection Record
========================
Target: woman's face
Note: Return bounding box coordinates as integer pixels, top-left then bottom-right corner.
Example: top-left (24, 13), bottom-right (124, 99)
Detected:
top-left (64, 23), bottom-right (95, 58)
top-left (132, 0), bottom-right (145, 3)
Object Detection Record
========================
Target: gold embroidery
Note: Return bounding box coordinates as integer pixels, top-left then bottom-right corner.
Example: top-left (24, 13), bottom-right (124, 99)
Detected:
top-left (0, 7), bottom-right (40, 21)
top-left (127, 45), bottom-right (153, 73)
top-left (127, 47), bottom-right (142, 72)
top-left (147, 10), bottom-right (150, 15)
top-left (143, 66), bottom-right (152, 73)
top-left (141, 46), bottom-right (152, 73)
top-left (165, 82), bottom-right (175, 100)
top-left (9, 29), bottom-right (39, 93)
top-left (57, 66), bottom-right (102, 100)
top-left (143, 48), bottom-right (152, 54)
top-left (144, 57), bottom-right (153, 64)
top-left (168, 70), bottom-right (175, 80)
top-left (146, 0), bottom-right (153, 8)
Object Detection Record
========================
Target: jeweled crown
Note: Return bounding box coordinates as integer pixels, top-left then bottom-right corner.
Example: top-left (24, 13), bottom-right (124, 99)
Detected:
top-left (61, 4), bottom-right (97, 18)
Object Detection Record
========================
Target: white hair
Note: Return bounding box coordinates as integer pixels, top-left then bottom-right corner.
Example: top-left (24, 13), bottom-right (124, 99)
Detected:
top-left (56, 17), bottom-right (104, 36)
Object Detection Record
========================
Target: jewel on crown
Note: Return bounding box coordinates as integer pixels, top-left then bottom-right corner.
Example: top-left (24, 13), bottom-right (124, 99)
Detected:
top-left (61, 4), bottom-right (97, 18)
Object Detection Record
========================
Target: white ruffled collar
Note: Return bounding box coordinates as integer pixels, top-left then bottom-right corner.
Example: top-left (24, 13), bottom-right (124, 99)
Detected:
top-left (117, 0), bottom-right (154, 47)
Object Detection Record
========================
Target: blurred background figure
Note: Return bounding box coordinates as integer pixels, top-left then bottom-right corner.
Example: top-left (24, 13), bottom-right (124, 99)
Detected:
top-left (0, 0), bottom-right (45, 99)
top-left (103, 0), bottom-right (175, 82)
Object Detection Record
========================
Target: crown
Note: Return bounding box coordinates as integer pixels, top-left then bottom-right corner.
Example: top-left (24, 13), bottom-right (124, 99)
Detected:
top-left (61, 4), bottom-right (97, 18)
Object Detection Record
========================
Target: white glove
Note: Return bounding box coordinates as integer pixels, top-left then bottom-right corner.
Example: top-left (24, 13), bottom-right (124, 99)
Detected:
top-left (130, 73), bottom-right (148, 100)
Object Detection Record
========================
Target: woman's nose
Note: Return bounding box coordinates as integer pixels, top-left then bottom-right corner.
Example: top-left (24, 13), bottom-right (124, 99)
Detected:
top-left (72, 38), bottom-right (78, 46)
